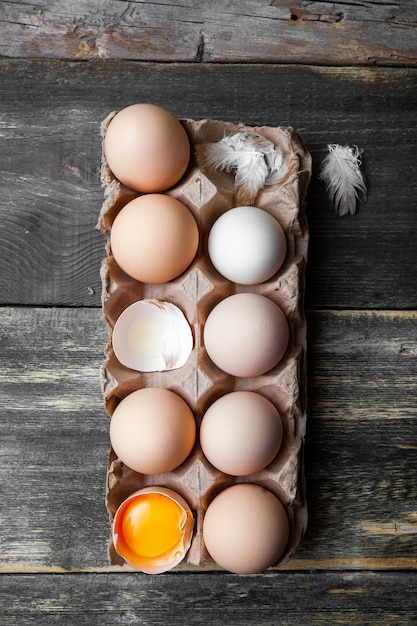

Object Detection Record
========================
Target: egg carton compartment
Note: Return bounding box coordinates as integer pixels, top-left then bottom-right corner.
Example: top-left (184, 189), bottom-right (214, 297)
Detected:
top-left (98, 116), bottom-right (311, 570)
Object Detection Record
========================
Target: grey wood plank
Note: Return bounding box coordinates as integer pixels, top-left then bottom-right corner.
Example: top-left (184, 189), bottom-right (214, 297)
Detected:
top-left (1, 571), bottom-right (417, 626)
top-left (0, 307), bottom-right (416, 570)
top-left (304, 309), bottom-right (417, 566)
top-left (0, 61), bottom-right (416, 309)
top-left (0, 307), bottom-right (110, 569)
top-left (0, 0), bottom-right (416, 66)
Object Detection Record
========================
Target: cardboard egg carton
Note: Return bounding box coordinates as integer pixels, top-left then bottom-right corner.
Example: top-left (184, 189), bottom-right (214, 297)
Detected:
top-left (98, 115), bottom-right (311, 570)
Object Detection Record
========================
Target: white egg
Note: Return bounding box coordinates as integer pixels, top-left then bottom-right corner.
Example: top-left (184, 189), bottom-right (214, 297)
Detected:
top-left (208, 206), bottom-right (287, 285)
top-left (112, 300), bottom-right (193, 372)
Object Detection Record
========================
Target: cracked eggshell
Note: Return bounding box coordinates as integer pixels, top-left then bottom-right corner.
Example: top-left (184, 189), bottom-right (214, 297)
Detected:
top-left (112, 486), bottom-right (194, 574)
top-left (112, 299), bottom-right (193, 372)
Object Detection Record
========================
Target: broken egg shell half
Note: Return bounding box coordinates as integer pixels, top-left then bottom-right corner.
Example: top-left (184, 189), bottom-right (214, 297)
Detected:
top-left (112, 299), bottom-right (193, 372)
top-left (112, 486), bottom-right (194, 574)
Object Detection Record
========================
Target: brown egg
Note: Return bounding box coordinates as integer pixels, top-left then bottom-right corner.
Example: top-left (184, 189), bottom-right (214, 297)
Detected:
top-left (203, 293), bottom-right (289, 377)
top-left (200, 391), bottom-right (283, 476)
top-left (203, 483), bottom-right (289, 574)
top-left (110, 194), bottom-right (199, 283)
top-left (104, 103), bottom-right (190, 192)
top-left (110, 388), bottom-right (196, 475)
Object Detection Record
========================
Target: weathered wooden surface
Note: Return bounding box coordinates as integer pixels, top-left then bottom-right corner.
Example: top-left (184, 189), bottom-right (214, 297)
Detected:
top-left (1, 307), bottom-right (416, 572)
top-left (1, 1), bottom-right (417, 622)
top-left (1, 571), bottom-right (417, 626)
top-left (0, 61), bottom-right (416, 309)
top-left (0, 0), bottom-right (416, 65)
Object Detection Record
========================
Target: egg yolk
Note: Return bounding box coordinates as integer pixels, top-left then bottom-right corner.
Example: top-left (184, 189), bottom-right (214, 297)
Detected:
top-left (121, 493), bottom-right (185, 558)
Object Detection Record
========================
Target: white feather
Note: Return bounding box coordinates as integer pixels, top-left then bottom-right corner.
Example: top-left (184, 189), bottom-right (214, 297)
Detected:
top-left (196, 132), bottom-right (287, 204)
top-left (320, 144), bottom-right (367, 216)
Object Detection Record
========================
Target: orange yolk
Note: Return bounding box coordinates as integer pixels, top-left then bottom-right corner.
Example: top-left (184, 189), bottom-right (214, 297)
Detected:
top-left (121, 493), bottom-right (184, 558)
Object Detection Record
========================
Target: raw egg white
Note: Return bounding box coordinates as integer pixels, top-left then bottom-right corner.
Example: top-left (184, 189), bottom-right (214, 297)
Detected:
top-left (104, 103), bottom-right (190, 192)
top-left (203, 483), bottom-right (289, 574)
top-left (113, 486), bottom-right (194, 574)
top-left (200, 391), bottom-right (283, 475)
top-left (208, 206), bottom-right (287, 284)
top-left (110, 388), bottom-right (196, 474)
top-left (204, 292), bottom-right (289, 377)
top-left (110, 194), bottom-right (199, 283)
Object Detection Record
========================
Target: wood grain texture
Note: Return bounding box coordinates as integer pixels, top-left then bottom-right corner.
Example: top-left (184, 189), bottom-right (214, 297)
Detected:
top-left (0, 307), bottom-right (415, 571)
top-left (0, 61), bottom-right (416, 309)
top-left (305, 309), bottom-right (417, 565)
top-left (1, 571), bottom-right (417, 626)
top-left (0, 307), bottom-right (109, 570)
top-left (0, 0), bottom-right (416, 66)
top-left (1, 0), bottom-right (416, 620)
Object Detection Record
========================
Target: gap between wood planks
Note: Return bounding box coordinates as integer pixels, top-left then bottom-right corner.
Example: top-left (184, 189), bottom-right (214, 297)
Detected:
top-left (1, 555), bottom-right (417, 574)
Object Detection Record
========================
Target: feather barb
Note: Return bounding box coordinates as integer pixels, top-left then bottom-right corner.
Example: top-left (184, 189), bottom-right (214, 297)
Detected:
top-left (196, 132), bottom-right (287, 205)
top-left (320, 144), bottom-right (367, 216)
